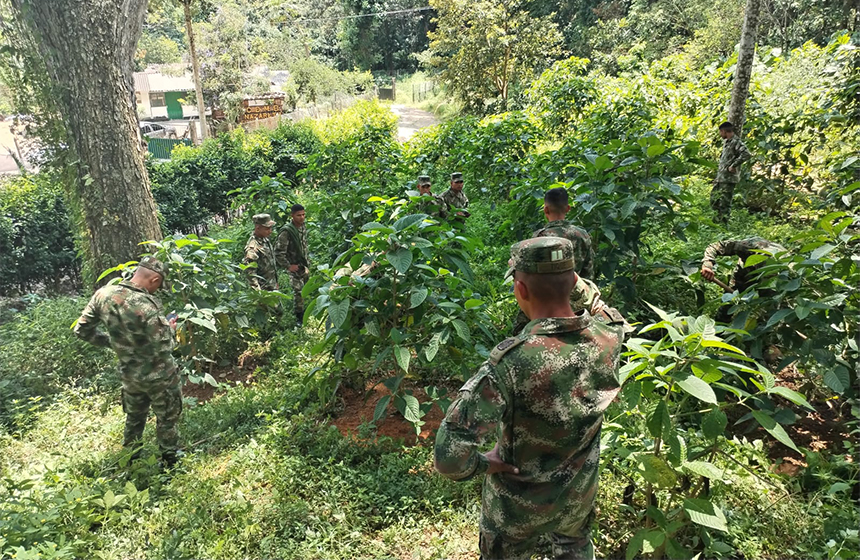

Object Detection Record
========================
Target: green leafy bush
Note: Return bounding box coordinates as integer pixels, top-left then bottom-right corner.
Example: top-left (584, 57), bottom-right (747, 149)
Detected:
top-left (0, 296), bottom-right (115, 427)
top-left (0, 173), bottom-right (79, 295)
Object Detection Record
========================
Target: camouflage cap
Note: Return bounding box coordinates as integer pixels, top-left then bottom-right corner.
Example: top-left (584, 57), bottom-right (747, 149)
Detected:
top-left (253, 213), bottom-right (275, 227)
top-left (451, 172), bottom-right (463, 182)
top-left (417, 175), bottom-right (432, 186)
top-left (505, 236), bottom-right (575, 279)
top-left (138, 256), bottom-right (167, 279)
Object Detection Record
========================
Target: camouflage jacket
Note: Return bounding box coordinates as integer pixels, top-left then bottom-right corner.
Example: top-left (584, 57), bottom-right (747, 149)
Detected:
top-left (441, 188), bottom-right (469, 216)
top-left (703, 237), bottom-right (786, 291)
top-left (275, 223), bottom-right (309, 272)
top-left (74, 280), bottom-right (177, 382)
top-left (716, 136), bottom-right (752, 184)
top-left (533, 220), bottom-right (595, 279)
top-left (435, 314), bottom-right (623, 538)
top-left (419, 193), bottom-right (447, 219)
top-left (244, 234), bottom-right (278, 290)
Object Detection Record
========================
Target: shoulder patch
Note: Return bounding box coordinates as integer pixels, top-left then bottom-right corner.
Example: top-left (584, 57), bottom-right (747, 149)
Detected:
top-left (604, 306), bottom-right (626, 324)
top-left (489, 336), bottom-right (526, 365)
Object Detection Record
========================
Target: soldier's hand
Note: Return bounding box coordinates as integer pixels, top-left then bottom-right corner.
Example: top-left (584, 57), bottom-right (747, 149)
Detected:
top-left (701, 267), bottom-right (716, 282)
top-left (289, 264), bottom-right (299, 273)
top-left (728, 166), bottom-right (737, 173)
top-left (483, 444), bottom-right (519, 475)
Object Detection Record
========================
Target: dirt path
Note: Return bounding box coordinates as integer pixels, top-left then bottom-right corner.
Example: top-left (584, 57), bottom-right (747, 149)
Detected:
top-left (390, 103), bottom-right (440, 142)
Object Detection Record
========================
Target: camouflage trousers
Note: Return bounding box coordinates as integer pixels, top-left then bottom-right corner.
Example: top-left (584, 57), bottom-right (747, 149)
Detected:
top-left (710, 181), bottom-right (736, 222)
top-left (121, 373), bottom-right (182, 455)
top-left (289, 269), bottom-right (310, 321)
top-left (479, 509), bottom-right (595, 560)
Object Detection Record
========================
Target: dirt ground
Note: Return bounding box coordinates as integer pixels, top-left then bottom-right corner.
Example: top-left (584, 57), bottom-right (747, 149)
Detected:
top-left (389, 104), bottom-right (440, 142)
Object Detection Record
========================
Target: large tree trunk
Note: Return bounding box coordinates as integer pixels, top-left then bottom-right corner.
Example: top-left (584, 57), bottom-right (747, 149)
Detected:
top-left (9, 0), bottom-right (163, 280)
top-left (728, 0), bottom-right (761, 135)
top-left (183, 0), bottom-right (209, 141)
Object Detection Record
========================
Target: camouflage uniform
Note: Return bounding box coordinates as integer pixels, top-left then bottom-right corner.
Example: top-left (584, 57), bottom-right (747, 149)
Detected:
top-left (441, 173), bottom-right (469, 221)
top-left (244, 214), bottom-right (278, 291)
top-left (436, 238), bottom-right (624, 560)
top-left (73, 257), bottom-right (181, 459)
top-left (534, 220), bottom-right (595, 280)
top-left (710, 135), bottom-right (752, 220)
top-left (275, 221), bottom-right (310, 321)
top-left (702, 237), bottom-right (785, 293)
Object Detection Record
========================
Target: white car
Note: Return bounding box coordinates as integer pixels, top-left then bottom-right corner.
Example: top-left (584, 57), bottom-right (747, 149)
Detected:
top-left (140, 122), bottom-right (177, 138)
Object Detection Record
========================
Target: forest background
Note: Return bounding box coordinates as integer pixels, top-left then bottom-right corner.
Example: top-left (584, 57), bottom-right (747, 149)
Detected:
top-left (0, 0), bottom-right (858, 559)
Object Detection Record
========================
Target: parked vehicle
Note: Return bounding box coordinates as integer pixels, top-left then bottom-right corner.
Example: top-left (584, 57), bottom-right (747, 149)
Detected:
top-left (140, 121), bottom-right (177, 138)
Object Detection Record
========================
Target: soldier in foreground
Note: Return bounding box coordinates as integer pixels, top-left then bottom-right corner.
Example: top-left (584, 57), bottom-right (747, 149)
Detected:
top-left (416, 175), bottom-right (446, 218)
top-left (244, 213), bottom-right (278, 291)
top-left (275, 204), bottom-right (310, 325)
top-left (710, 121), bottom-right (752, 223)
top-left (435, 237), bottom-right (624, 560)
top-left (701, 236), bottom-right (786, 323)
top-left (440, 172), bottom-right (470, 221)
top-left (74, 257), bottom-right (183, 468)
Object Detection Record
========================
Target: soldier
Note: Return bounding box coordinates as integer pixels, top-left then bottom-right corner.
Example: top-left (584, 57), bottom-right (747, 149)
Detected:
top-left (417, 175), bottom-right (446, 218)
top-left (74, 257), bottom-right (183, 468)
top-left (435, 237), bottom-right (624, 560)
top-left (535, 187), bottom-right (594, 279)
top-left (710, 121), bottom-right (752, 223)
top-left (701, 236), bottom-right (786, 323)
top-left (275, 204), bottom-right (310, 325)
top-left (440, 172), bottom-right (470, 220)
top-left (244, 213), bottom-right (278, 291)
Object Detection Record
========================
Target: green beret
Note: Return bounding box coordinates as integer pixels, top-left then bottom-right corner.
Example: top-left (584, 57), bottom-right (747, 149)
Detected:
top-left (505, 237), bottom-right (575, 279)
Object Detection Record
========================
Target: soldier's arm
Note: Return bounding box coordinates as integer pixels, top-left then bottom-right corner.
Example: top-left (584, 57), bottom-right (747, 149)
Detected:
top-left (702, 240), bottom-right (731, 270)
top-left (434, 365), bottom-right (506, 481)
top-left (244, 246), bottom-right (262, 290)
top-left (73, 295), bottom-right (110, 347)
top-left (730, 140), bottom-right (752, 169)
top-left (274, 230), bottom-right (291, 269)
top-left (581, 238), bottom-right (595, 280)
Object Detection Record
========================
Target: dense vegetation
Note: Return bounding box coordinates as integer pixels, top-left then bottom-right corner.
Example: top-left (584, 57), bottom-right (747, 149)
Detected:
top-left (0, 5), bottom-right (858, 558)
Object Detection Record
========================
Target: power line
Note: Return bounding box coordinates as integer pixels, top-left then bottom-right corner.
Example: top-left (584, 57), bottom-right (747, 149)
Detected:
top-left (292, 6), bottom-right (433, 24)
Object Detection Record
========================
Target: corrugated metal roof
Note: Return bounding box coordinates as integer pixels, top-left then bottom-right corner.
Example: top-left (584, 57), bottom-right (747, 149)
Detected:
top-left (133, 72), bottom-right (150, 93)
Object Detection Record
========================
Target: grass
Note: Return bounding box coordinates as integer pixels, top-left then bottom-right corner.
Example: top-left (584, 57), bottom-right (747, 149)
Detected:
top-left (393, 71), bottom-right (462, 120)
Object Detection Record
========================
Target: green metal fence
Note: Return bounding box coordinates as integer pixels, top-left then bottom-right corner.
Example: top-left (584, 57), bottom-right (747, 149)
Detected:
top-left (147, 138), bottom-right (191, 159)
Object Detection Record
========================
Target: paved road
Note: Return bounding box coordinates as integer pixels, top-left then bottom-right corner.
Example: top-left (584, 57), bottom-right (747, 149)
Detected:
top-left (390, 104), bottom-right (440, 142)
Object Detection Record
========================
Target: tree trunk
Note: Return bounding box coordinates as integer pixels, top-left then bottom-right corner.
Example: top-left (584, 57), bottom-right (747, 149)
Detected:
top-left (728, 0), bottom-right (761, 135)
top-left (9, 0), bottom-right (163, 280)
top-left (183, 0), bottom-right (209, 141)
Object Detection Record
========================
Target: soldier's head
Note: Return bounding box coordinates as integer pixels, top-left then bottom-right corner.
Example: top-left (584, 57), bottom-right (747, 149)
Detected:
top-left (543, 187), bottom-right (570, 220)
top-left (291, 204), bottom-right (306, 227)
top-left (450, 172), bottom-right (464, 192)
top-left (252, 213), bottom-right (275, 238)
top-left (134, 256), bottom-right (167, 294)
top-left (505, 237), bottom-right (576, 319)
top-left (417, 175), bottom-right (432, 196)
top-left (719, 121), bottom-right (735, 139)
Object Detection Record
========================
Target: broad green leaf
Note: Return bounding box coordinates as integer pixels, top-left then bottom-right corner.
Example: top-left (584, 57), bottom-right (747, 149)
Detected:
top-left (464, 298), bottom-right (484, 310)
top-left (647, 143), bottom-right (666, 157)
top-left (765, 308), bottom-right (795, 328)
top-left (634, 453), bottom-right (677, 488)
top-left (744, 254), bottom-right (769, 267)
top-left (361, 222), bottom-right (388, 231)
top-left (676, 373), bottom-right (718, 404)
top-left (451, 319), bottom-right (470, 342)
top-left (701, 339), bottom-right (744, 354)
top-left (627, 528), bottom-right (665, 560)
top-left (202, 373), bottom-right (219, 387)
top-left (810, 243), bottom-right (836, 260)
top-left (328, 299), bottom-right (349, 329)
top-left (187, 316), bottom-right (217, 333)
top-left (768, 386), bottom-right (814, 410)
top-left (619, 360), bottom-right (647, 384)
top-left (425, 332), bottom-right (442, 363)
top-left (594, 155), bottom-right (613, 170)
top-left (751, 410), bottom-right (800, 453)
top-left (795, 305), bottom-right (811, 319)
top-left (683, 461), bottom-right (723, 480)
top-left (373, 395), bottom-right (391, 423)
top-left (646, 401), bottom-right (671, 439)
top-left (365, 319), bottom-right (380, 337)
top-left (823, 367), bottom-right (848, 393)
top-left (387, 247), bottom-right (413, 274)
top-left (410, 287), bottom-right (428, 308)
top-left (394, 345), bottom-right (411, 373)
top-left (401, 394), bottom-right (421, 423)
top-left (828, 482), bottom-right (851, 494)
top-left (702, 409), bottom-right (727, 440)
top-left (392, 213), bottom-right (428, 232)
top-left (683, 498), bottom-right (728, 532)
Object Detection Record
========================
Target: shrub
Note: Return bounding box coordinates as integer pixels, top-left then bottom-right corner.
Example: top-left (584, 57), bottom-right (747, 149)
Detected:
top-left (0, 173), bottom-right (79, 296)
top-left (0, 296), bottom-right (116, 427)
